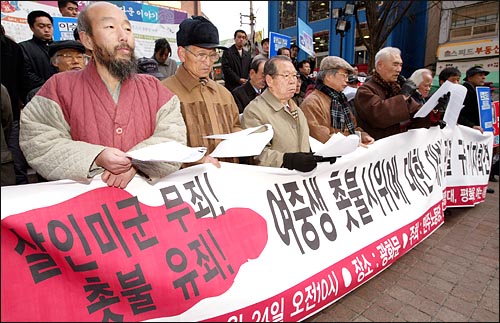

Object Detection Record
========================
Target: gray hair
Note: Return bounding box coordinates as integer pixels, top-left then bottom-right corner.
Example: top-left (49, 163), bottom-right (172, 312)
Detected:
top-left (375, 47), bottom-right (401, 67)
top-left (264, 55), bottom-right (292, 76)
top-left (409, 68), bottom-right (433, 86)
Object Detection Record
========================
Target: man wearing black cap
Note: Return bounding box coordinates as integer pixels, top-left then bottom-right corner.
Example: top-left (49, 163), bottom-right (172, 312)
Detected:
top-left (459, 66), bottom-right (496, 193)
top-left (20, 2), bottom-right (186, 189)
top-left (48, 40), bottom-right (86, 72)
top-left (25, 40), bottom-right (86, 102)
top-left (459, 65), bottom-right (490, 132)
top-left (137, 57), bottom-right (165, 80)
top-left (162, 16), bottom-right (242, 167)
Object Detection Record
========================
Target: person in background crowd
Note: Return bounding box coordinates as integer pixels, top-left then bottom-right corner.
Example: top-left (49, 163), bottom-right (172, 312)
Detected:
top-left (427, 67), bottom-right (462, 127)
top-left (152, 38), bottom-right (177, 79)
top-left (1, 84), bottom-right (16, 186)
top-left (277, 46), bottom-right (291, 58)
top-left (357, 71), bottom-right (367, 85)
top-left (458, 65), bottom-right (495, 193)
top-left (221, 29), bottom-right (251, 92)
top-left (1, 24), bottom-right (29, 185)
top-left (352, 64), bottom-right (359, 76)
top-left (232, 58), bottom-right (267, 114)
top-left (19, 10), bottom-right (57, 102)
top-left (49, 40), bottom-right (86, 72)
top-left (297, 59), bottom-right (315, 98)
top-left (301, 56), bottom-right (374, 146)
top-left (241, 55), bottom-right (317, 172)
top-left (343, 74), bottom-right (359, 102)
top-left (252, 37), bottom-right (269, 62)
top-left (354, 46), bottom-right (427, 140)
top-left (58, 0), bottom-right (78, 17)
top-left (292, 75), bottom-right (304, 107)
top-left (290, 44), bottom-right (299, 68)
top-left (409, 68), bottom-right (433, 105)
top-left (25, 40), bottom-right (87, 102)
top-left (439, 67), bottom-right (462, 85)
top-left (20, 2), bottom-right (186, 189)
top-left (162, 16), bottom-right (241, 167)
top-left (405, 68), bottom-right (434, 129)
top-left (137, 57), bottom-right (166, 80)
top-left (459, 66), bottom-right (489, 133)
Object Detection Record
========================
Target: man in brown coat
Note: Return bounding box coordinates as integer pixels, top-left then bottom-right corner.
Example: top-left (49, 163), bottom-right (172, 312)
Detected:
top-left (354, 47), bottom-right (425, 140)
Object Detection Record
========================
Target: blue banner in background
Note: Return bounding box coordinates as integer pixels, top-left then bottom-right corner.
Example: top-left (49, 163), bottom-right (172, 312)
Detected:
top-left (52, 16), bottom-right (77, 41)
top-left (477, 86), bottom-right (494, 132)
top-left (297, 18), bottom-right (314, 57)
top-left (269, 31), bottom-right (291, 58)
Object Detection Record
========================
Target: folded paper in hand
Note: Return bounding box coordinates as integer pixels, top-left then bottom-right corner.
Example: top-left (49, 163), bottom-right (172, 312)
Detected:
top-left (311, 132), bottom-right (360, 158)
top-left (126, 141), bottom-right (207, 163)
top-left (204, 124), bottom-right (274, 158)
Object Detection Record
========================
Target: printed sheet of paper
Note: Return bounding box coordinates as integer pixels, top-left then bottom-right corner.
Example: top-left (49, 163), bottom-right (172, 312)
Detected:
top-left (126, 141), bottom-right (207, 163)
top-left (312, 133), bottom-right (360, 157)
top-left (206, 124), bottom-right (274, 158)
top-left (414, 81), bottom-right (467, 129)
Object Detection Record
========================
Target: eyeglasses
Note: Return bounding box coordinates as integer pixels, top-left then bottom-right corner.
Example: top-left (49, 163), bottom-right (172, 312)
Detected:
top-left (57, 54), bottom-right (85, 60)
top-left (273, 73), bottom-right (300, 81)
top-left (336, 71), bottom-right (349, 79)
top-left (184, 47), bottom-right (220, 62)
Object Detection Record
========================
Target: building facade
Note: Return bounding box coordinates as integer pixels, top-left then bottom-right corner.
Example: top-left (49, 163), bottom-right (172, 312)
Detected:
top-left (268, 1), bottom-right (430, 77)
top-left (433, 1), bottom-right (499, 92)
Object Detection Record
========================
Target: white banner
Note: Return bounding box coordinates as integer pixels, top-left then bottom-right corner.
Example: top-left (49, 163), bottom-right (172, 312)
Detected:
top-left (1, 126), bottom-right (493, 322)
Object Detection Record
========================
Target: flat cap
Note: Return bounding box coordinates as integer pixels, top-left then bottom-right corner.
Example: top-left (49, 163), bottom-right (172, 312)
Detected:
top-left (49, 40), bottom-right (85, 58)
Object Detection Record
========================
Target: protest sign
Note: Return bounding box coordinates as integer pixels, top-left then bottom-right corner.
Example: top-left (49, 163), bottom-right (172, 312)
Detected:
top-left (1, 126), bottom-right (493, 322)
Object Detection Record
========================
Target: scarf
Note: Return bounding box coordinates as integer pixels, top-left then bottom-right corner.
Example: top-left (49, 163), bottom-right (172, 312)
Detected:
top-left (315, 80), bottom-right (356, 134)
top-left (370, 71), bottom-right (401, 97)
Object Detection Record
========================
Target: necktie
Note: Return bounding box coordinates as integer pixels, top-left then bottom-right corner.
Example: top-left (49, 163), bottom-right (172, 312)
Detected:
top-left (285, 105), bottom-right (298, 120)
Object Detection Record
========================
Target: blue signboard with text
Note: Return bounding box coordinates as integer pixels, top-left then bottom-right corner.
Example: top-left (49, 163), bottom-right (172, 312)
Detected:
top-left (297, 18), bottom-right (314, 57)
top-left (476, 86), bottom-right (494, 132)
top-left (269, 32), bottom-right (291, 58)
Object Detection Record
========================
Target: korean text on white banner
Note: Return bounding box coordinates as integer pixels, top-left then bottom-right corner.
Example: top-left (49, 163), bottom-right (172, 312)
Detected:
top-left (1, 126), bottom-right (493, 322)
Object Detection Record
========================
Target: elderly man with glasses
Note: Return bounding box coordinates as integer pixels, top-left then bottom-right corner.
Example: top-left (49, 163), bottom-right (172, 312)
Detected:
top-left (25, 40), bottom-right (87, 102)
top-left (301, 56), bottom-right (374, 146)
top-left (162, 16), bottom-right (242, 167)
top-left (241, 55), bottom-right (319, 172)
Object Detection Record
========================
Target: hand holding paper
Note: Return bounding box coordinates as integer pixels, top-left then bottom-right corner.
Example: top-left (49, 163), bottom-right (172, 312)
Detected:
top-left (126, 141), bottom-right (207, 163)
top-left (205, 124), bottom-right (274, 158)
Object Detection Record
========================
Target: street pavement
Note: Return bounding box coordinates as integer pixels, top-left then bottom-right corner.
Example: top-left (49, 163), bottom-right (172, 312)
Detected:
top-left (307, 179), bottom-right (499, 322)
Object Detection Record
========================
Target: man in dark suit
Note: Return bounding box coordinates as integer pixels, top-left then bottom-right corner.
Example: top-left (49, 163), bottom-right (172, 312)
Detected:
top-left (221, 29), bottom-right (251, 92)
top-left (231, 58), bottom-right (267, 114)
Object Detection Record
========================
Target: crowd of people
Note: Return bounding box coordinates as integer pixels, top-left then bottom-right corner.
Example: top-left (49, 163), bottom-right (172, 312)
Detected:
top-left (1, 1), bottom-right (498, 193)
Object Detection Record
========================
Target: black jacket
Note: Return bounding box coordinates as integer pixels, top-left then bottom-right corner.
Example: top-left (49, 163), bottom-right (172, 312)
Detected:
top-left (18, 36), bottom-right (57, 100)
top-left (231, 81), bottom-right (260, 114)
top-left (221, 44), bottom-right (251, 92)
top-left (1, 35), bottom-right (26, 120)
top-left (458, 81), bottom-right (480, 128)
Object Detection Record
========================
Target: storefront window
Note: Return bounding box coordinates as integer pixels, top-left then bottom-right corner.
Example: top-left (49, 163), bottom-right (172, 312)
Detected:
top-left (450, 1), bottom-right (498, 40)
top-left (308, 1), bottom-right (329, 22)
top-left (279, 1), bottom-right (297, 29)
top-left (313, 31), bottom-right (329, 53)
